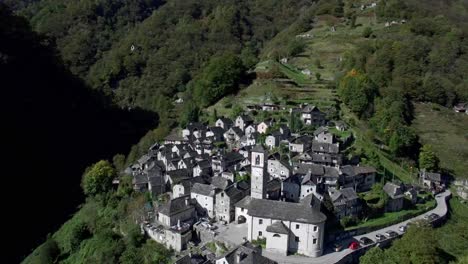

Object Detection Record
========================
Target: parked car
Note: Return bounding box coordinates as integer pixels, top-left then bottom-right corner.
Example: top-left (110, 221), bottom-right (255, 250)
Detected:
top-left (359, 236), bottom-right (374, 246)
top-left (398, 225), bottom-right (407, 232)
top-left (348, 241), bottom-right (360, 250)
top-left (375, 233), bottom-right (386, 241)
top-left (385, 230), bottom-right (399, 238)
top-left (333, 243), bottom-right (343, 252)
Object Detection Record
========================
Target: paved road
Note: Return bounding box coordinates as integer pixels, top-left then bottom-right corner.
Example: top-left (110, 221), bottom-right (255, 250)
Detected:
top-left (262, 190), bottom-right (452, 264)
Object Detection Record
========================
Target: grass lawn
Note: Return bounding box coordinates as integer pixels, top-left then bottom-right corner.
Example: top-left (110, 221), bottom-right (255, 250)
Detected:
top-left (412, 103), bottom-right (468, 179)
top-left (346, 198), bottom-right (436, 231)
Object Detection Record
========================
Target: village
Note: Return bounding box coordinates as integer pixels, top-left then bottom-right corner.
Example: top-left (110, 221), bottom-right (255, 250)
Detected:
top-left (125, 102), bottom-right (450, 264)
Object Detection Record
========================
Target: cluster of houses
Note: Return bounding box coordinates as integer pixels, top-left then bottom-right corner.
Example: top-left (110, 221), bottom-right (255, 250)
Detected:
top-left (125, 105), bottom-right (447, 263)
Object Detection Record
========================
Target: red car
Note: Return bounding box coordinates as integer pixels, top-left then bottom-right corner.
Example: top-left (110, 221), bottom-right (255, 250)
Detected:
top-left (348, 241), bottom-right (359, 250)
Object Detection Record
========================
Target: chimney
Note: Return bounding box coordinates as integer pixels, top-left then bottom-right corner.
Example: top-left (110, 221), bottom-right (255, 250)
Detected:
top-left (236, 252), bottom-right (245, 263)
top-left (185, 198), bottom-right (190, 206)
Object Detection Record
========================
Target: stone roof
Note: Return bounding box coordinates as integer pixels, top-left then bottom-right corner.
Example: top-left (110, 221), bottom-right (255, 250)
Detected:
top-left (311, 142), bottom-right (339, 154)
top-left (225, 152), bottom-right (244, 162)
top-left (290, 135), bottom-right (312, 145)
top-left (313, 126), bottom-right (329, 136)
top-left (158, 195), bottom-right (194, 216)
top-left (242, 198), bottom-right (327, 224)
top-left (211, 176), bottom-right (232, 190)
top-left (421, 171), bottom-right (442, 182)
top-left (165, 131), bottom-right (186, 141)
top-left (217, 117), bottom-right (233, 125)
top-left (354, 166), bottom-right (376, 174)
top-left (301, 105), bottom-right (319, 113)
top-left (329, 187), bottom-right (358, 205)
top-left (196, 160), bottom-right (212, 169)
top-left (167, 169), bottom-right (190, 184)
top-left (220, 242), bottom-right (277, 264)
top-left (266, 221), bottom-right (290, 234)
top-left (266, 178), bottom-right (282, 191)
top-left (383, 182), bottom-right (405, 199)
top-left (191, 183), bottom-right (216, 196)
top-left (251, 144), bottom-right (267, 153)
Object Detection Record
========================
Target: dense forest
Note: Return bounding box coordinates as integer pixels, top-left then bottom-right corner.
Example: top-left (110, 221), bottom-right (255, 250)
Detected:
top-left (339, 0), bottom-right (468, 159)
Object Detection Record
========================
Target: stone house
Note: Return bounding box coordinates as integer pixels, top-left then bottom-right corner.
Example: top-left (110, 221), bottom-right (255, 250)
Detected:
top-left (267, 154), bottom-right (292, 180)
top-left (328, 187), bottom-right (361, 219)
top-left (300, 105), bottom-right (326, 126)
top-left (156, 195), bottom-right (197, 228)
top-left (193, 160), bottom-right (212, 177)
top-left (224, 127), bottom-right (243, 148)
top-left (383, 182), bottom-right (405, 212)
top-left (314, 127), bottom-right (334, 144)
top-left (191, 183), bottom-right (217, 218)
top-left (420, 170), bottom-right (445, 191)
top-left (257, 121), bottom-right (271, 134)
top-left (289, 135), bottom-right (312, 153)
top-left (339, 165), bottom-right (376, 192)
top-left (216, 117), bottom-right (234, 130)
top-left (215, 182), bottom-right (250, 223)
top-left (216, 241), bottom-right (277, 264)
top-left (235, 115), bottom-right (254, 131)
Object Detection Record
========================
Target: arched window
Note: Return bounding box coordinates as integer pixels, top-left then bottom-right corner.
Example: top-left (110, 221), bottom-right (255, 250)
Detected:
top-left (255, 155), bottom-right (261, 165)
top-left (273, 234), bottom-right (281, 237)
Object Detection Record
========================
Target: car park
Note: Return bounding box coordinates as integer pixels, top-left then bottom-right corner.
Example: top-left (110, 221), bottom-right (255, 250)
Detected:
top-left (359, 236), bottom-right (374, 246)
top-left (375, 233), bottom-right (386, 241)
top-left (385, 230), bottom-right (398, 238)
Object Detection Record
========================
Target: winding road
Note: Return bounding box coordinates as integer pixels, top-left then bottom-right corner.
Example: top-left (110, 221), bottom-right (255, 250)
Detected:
top-left (262, 190), bottom-right (452, 264)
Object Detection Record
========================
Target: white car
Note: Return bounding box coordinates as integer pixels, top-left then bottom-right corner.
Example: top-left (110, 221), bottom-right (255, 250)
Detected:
top-left (398, 225), bottom-right (407, 232)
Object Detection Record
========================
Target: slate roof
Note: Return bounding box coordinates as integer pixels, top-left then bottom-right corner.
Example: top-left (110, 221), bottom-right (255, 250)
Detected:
top-left (208, 126), bottom-right (225, 135)
top-left (329, 187), bottom-right (358, 205)
top-left (217, 117), bottom-right (233, 126)
top-left (134, 173), bottom-right (148, 185)
top-left (383, 182), bottom-right (405, 199)
top-left (221, 242), bottom-right (277, 264)
top-left (294, 163), bottom-right (325, 176)
top-left (191, 183), bottom-right (216, 196)
top-left (311, 142), bottom-right (339, 154)
top-left (313, 126), bottom-right (329, 136)
top-left (211, 176), bottom-right (232, 190)
top-left (165, 132), bottom-right (186, 142)
top-left (235, 196), bottom-right (252, 209)
top-left (238, 114), bottom-right (253, 123)
top-left (158, 195), bottom-right (194, 216)
top-left (301, 105), bottom-right (319, 113)
top-left (251, 144), bottom-right (267, 153)
top-left (243, 198), bottom-right (327, 224)
top-left (167, 169), bottom-right (190, 184)
top-left (290, 135), bottom-right (313, 145)
top-left (266, 178), bottom-right (282, 191)
top-left (196, 160), bottom-right (212, 169)
top-left (354, 166), bottom-right (376, 174)
top-left (224, 152), bottom-right (245, 163)
top-left (266, 221), bottom-right (290, 234)
top-left (423, 172), bottom-right (442, 182)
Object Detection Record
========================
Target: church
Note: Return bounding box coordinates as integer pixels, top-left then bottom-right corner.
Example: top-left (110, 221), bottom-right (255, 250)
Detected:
top-left (235, 145), bottom-right (327, 257)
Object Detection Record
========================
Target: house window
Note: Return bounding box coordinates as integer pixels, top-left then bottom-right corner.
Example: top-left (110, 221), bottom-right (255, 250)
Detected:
top-left (295, 236), bottom-right (300, 242)
top-left (241, 208), bottom-right (244, 212)
top-left (225, 209), bottom-right (227, 212)
top-left (313, 238), bottom-right (317, 244)
top-left (259, 219), bottom-right (263, 225)
top-left (314, 226), bottom-right (318, 232)
top-left (221, 193), bottom-right (224, 197)
top-left (296, 224), bottom-right (300, 229)
top-left (259, 231), bottom-right (263, 236)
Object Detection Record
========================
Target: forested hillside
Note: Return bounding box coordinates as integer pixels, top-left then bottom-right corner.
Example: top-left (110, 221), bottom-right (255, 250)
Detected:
top-left (339, 0), bottom-right (468, 159)
top-left (0, 3), bottom-right (159, 262)
top-left (10, 0), bottom-right (316, 115)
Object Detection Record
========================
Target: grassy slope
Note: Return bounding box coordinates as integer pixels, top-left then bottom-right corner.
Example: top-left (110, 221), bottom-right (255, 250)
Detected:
top-left (412, 103), bottom-right (468, 179)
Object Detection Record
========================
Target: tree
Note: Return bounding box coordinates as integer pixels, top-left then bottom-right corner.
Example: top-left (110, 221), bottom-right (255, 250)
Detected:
top-left (82, 160), bottom-right (117, 196)
top-left (231, 104), bottom-right (244, 119)
top-left (388, 126), bottom-right (417, 157)
top-left (315, 58), bottom-right (322, 69)
top-left (211, 109), bottom-right (218, 124)
top-left (289, 112), bottom-right (303, 133)
top-left (112, 154), bottom-right (126, 172)
top-left (179, 101), bottom-right (200, 128)
top-left (419, 145), bottom-right (440, 172)
top-left (338, 69), bottom-right (378, 118)
top-left (34, 238), bottom-right (60, 264)
top-left (193, 53), bottom-right (245, 107)
top-left (362, 27), bottom-right (373, 38)
top-left (315, 72), bottom-right (321, 80)
top-left (360, 247), bottom-right (385, 264)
